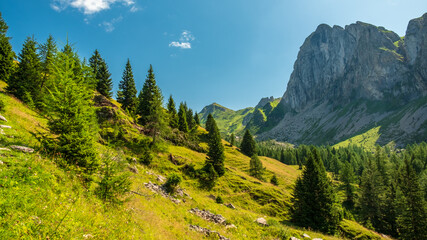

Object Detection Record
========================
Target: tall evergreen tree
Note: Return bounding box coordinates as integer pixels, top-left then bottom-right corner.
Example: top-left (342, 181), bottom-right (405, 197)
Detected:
top-left (167, 95), bottom-right (178, 128)
top-left (39, 35), bottom-right (57, 90)
top-left (186, 108), bottom-right (195, 130)
top-left (359, 159), bottom-right (383, 229)
top-left (89, 50), bottom-right (113, 98)
top-left (43, 47), bottom-right (99, 178)
top-left (178, 102), bottom-right (188, 133)
top-left (241, 129), bottom-right (256, 157)
top-left (340, 161), bottom-right (355, 208)
top-left (396, 158), bottom-right (427, 240)
top-left (0, 12), bottom-right (15, 82)
top-left (229, 133), bottom-right (235, 146)
top-left (291, 150), bottom-right (341, 233)
top-left (194, 112), bottom-right (200, 126)
top-left (117, 59), bottom-right (137, 114)
top-left (7, 36), bottom-right (42, 106)
top-left (205, 116), bottom-right (225, 177)
top-left (137, 65), bottom-right (165, 144)
top-left (205, 113), bottom-right (215, 134)
top-left (249, 154), bottom-right (264, 180)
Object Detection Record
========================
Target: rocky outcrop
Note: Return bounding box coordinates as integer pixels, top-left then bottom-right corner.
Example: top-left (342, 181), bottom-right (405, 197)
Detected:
top-left (255, 217), bottom-right (268, 226)
top-left (258, 13), bottom-right (427, 146)
top-left (0, 114), bottom-right (7, 122)
top-left (189, 225), bottom-right (229, 240)
top-left (189, 208), bottom-right (227, 225)
top-left (10, 145), bottom-right (34, 153)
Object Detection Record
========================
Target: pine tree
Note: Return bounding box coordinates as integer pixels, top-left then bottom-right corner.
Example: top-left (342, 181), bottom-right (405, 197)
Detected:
top-left (90, 50), bottom-right (113, 98)
top-left (194, 112), bottom-right (200, 125)
top-left (199, 163), bottom-right (218, 190)
top-left (7, 36), bottom-right (42, 106)
top-left (167, 95), bottom-right (178, 128)
top-left (205, 116), bottom-right (225, 177)
top-left (205, 113), bottom-right (215, 134)
top-left (291, 150), bottom-right (341, 233)
top-left (39, 35), bottom-right (57, 90)
top-left (340, 161), bottom-right (355, 208)
top-left (249, 154), bottom-right (264, 180)
top-left (0, 12), bottom-right (15, 82)
top-left (229, 133), bottom-right (235, 146)
top-left (117, 59), bottom-right (137, 114)
top-left (359, 159), bottom-right (383, 229)
top-left (186, 108), bottom-right (195, 130)
top-left (241, 129), bottom-right (256, 157)
top-left (178, 102), bottom-right (188, 133)
top-left (137, 65), bottom-right (165, 144)
top-left (43, 47), bottom-right (99, 178)
top-left (396, 158), bottom-right (427, 240)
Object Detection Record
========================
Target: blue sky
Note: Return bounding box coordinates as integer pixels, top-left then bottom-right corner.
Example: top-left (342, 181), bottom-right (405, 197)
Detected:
top-left (1, 0), bottom-right (426, 111)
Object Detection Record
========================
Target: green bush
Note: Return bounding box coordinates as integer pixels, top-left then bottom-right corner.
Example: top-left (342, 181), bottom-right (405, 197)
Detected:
top-left (215, 196), bottom-right (224, 204)
top-left (139, 146), bottom-right (153, 165)
top-left (0, 98), bottom-right (5, 112)
top-left (270, 174), bottom-right (279, 186)
top-left (164, 173), bottom-right (182, 194)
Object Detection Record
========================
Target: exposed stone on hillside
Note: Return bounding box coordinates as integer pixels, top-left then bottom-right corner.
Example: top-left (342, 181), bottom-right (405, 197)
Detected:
top-left (144, 181), bottom-right (181, 204)
top-left (189, 225), bottom-right (229, 240)
top-left (255, 96), bottom-right (275, 109)
top-left (0, 125), bottom-right (11, 129)
top-left (225, 203), bottom-right (236, 209)
top-left (0, 147), bottom-right (11, 151)
top-left (255, 217), bottom-right (268, 226)
top-left (10, 145), bottom-right (34, 153)
top-left (0, 114), bottom-right (7, 122)
top-left (189, 208), bottom-right (227, 225)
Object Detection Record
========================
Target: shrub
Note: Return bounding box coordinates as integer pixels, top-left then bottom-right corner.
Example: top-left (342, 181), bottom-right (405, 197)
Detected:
top-left (164, 173), bottom-right (182, 194)
top-left (215, 196), bottom-right (224, 204)
top-left (139, 146), bottom-right (153, 165)
top-left (270, 174), bottom-right (279, 186)
top-left (0, 98), bottom-right (4, 112)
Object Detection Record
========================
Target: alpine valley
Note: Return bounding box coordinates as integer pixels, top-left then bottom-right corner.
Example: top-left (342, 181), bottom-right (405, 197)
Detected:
top-left (201, 13), bottom-right (427, 147)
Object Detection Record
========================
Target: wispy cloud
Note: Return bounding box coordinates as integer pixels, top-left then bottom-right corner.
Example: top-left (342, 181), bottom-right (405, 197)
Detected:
top-left (169, 30), bottom-right (195, 49)
top-left (50, 0), bottom-right (137, 15)
top-left (99, 16), bottom-right (123, 32)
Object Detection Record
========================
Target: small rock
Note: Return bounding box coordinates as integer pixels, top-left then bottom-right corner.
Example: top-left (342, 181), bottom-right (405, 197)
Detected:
top-left (0, 125), bottom-right (11, 129)
top-left (312, 238), bottom-right (323, 240)
top-left (255, 217), bottom-right (268, 226)
top-left (189, 225), bottom-right (229, 240)
top-left (0, 115), bottom-right (6, 122)
top-left (83, 234), bottom-right (93, 239)
top-left (128, 165), bottom-right (139, 174)
top-left (225, 203), bottom-right (236, 209)
top-left (290, 237), bottom-right (301, 240)
top-left (189, 208), bottom-right (227, 225)
top-left (10, 145), bottom-right (34, 153)
top-left (0, 160), bottom-right (3, 165)
top-left (225, 224), bottom-right (237, 229)
top-left (208, 194), bottom-right (216, 200)
top-left (0, 148), bottom-right (11, 151)
top-left (157, 175), bottom-right (166, 183)
top-left (303, 233), bottom-right (311, 239)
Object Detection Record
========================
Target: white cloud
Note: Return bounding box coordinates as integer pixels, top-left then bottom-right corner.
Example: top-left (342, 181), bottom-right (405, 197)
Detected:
top-left (50, 0), bottom-right (137, 15)
top-left (169, 30), bottom-right (195, 49)
top-left (99, 16), bottom-right (123, 32)
top-left (169, 42), bottom-right (191, 49)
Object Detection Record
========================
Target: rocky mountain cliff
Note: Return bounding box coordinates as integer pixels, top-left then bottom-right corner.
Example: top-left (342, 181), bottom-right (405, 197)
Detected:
top-left (258, 13), bottom-right (427, 146)
top-left (201, 13), bottom-right (427, 146)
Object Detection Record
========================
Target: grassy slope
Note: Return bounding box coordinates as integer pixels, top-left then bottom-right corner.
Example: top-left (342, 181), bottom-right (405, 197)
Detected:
top-left (333, 126), bottom-right (381, 152)
top-left (0, 81), bottom-right (386, 239)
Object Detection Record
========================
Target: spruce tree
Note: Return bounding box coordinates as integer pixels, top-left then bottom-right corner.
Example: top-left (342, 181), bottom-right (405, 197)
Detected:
top-left (291, 150), bottom-right (341, 233)
top-left (241, 129), bottom-right (256, 157)
top-left (167, 95), bottom-right (178, 128)
top-left (137, 65), bottom-right (165, 144)
top-left (0, 12), bottom-right (15, 82)
top-left (229, 133), bottom-right (235, 146)
top-left (39, 35), bottom-right (57, 90)
top-left (194, 112), bottom-right (200, 125)
top-left (396, 158), bottom-right (427, 240)
top-left (340, 161), bottom-right (355, 208)
top-left (117, 59), bottom-right (137, 114)
top-left (178, 102), bottom-right (188, 133)
top-left (249, 154), bottom-right (264, 180)
top-left (205, 113), bottom-right (215, 134)
top-left (90, 50), bottom-right (113, 98)
top-left (186, 108), bottom-right (195, 130)
top-left (359, 159), bottom-right (383, 229)
top-left (43, 47), bottom-right (99, 178)
top-left (205, 116), bottom-right (225, 177)
top-left (7, 36), bottom-right (42, 106)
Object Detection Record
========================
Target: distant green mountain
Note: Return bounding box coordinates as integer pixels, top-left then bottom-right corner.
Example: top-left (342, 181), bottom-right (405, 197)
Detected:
top-left (199, 97), bottom-right (281, 137)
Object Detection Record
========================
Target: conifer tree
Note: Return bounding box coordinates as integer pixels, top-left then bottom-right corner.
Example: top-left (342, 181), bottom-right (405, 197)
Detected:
top-left (178, 102), bottom-right (188, 133)
top-left (229, 133), bottom-right (235, 146)
top-left (137, 65), bottom-right (165, 144)
top-left (7, 36), bottom-right (42, 106)
top-left (0, 12), bottom-right (15, 82)
top-left (186, 108), bottom-right (195, 130)
top-left (199, 163), bottom-right (218, 190)
top-left (194, 112), bottom-right (200, 125)
top-left (291, 150), bottom-right (341, 233)
top-left (241, 129), bottom-right (256, 157)
top-left (205, 113), bottom-right (215, 134)
top-left (359, 159), bottom-right (383, 229)
top-left (39, 35), bottom-right (57, 90)
top-left (117, 59), bottom-right (137, 114)
top-left (43, 47), bottom-right (99, 178)
top-left (167, 95), bottom-right (178, 128)
top-left (271, 174), bottom-right (279, 186)
top-left (340, 161), bottom-right (355, 208)
top-left (90, 50), bottom-right (113, 98)
top-left (250, 154), bottom-right (264, 180)
top-left (396, 158), bottom-right (427, 240)
top-left (205, 116), bottom-right (225, 176)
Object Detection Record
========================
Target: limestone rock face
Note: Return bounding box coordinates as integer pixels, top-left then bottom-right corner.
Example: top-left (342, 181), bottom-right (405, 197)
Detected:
top-left (259, 13), bottom-right (427, 146)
